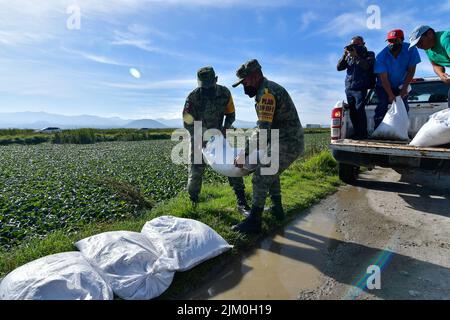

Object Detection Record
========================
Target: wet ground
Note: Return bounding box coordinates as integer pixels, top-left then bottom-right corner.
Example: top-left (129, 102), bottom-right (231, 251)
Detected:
top-left (186, 202), bottom-right (341, 300)
top-left (184, 167), bottom-right (450, 300)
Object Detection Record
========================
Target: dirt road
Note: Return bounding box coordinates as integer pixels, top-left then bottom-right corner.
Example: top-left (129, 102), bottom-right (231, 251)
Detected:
top-left (300, 167), bottom-right (450, 299)
top-left (186, 167), bottom-right (450, 300)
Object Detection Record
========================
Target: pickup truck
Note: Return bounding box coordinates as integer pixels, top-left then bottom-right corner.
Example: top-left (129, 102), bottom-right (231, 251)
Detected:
top-left (330, 77), bottom-right (450, 183)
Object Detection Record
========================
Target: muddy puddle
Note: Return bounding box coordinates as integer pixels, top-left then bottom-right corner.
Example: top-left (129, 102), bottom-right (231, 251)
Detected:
top-left (184, 198), bottom-right (343, 300)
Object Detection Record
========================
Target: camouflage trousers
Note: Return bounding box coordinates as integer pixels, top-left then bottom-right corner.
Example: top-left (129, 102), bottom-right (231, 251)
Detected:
top-left (188, 163), bottom-right (245, 201)
top-left (252, 141), bottom-right (304, 208)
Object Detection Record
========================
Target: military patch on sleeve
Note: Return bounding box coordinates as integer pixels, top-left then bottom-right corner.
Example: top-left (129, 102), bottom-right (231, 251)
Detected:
top-left (256, 89), bottom-right (276, 123)
top-left (183, 101), bottom-right (194, 125)
top-left (183, 101), bottom-right (193, 114)
top-left (225, 96), bottom-right (235, 114)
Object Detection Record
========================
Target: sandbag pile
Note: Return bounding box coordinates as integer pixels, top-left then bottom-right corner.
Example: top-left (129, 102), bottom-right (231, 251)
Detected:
top-left (0, 216), bottom-right (232, 300)
top-left (75, 231), bottom-right (174, 300)
top-left (409, 109), bottom-right (450, 147)
top-left (0, 252), bottom-right (113, 300)
top-left (371, 96), bottom-right (410, 141)
top-left (141, 215), bottom-right (233, 272)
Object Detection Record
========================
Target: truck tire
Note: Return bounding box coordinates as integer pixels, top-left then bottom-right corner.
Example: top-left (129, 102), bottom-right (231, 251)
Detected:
top-left (339, 163), bottom-right (359, 184)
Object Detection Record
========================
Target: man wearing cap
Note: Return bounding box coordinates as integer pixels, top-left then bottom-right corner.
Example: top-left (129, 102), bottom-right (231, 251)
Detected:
top-left (409, 25), bottom-right (450, 108)
top-left (183, 66), bottom-right (251, 215)
top-left (337, 35), bottom-right (376, 139)
top-left (231, 59), bottom-right (304, 234)
top-left (373, 29), bottom-right (421, 130)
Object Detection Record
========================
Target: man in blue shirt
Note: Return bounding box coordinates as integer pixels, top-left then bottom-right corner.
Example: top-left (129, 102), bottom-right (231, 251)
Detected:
top-left (374, 29), bottom-right (421, 129)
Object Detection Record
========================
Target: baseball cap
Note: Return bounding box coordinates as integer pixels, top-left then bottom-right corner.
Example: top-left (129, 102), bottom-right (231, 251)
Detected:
top-left (386, 29), bottom-right (404, 41)
top-left (232, 59), bottom-right (262, 88)
top-left (197, 66), bottom-right (216, 88)
top-left (409, 25), bottom-right (432, 49)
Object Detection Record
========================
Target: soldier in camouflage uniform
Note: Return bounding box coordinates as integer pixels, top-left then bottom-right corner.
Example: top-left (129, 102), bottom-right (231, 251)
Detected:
top-left (183, 66), bottom-right (251, 215)
top-left (231, 59), bottom-right (304, 234)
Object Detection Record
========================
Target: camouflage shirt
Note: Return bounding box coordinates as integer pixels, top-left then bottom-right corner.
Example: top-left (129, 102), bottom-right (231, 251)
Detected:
top-left (247, 77), bottom-right (304, 154)
top-left (183, 85), bottom-right (236, 137)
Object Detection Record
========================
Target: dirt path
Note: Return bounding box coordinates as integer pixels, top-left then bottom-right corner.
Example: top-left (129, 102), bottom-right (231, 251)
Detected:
top-left (185, 167), bottom-right (450, 300)
top-left (299, 167), bottom-right (450, 300)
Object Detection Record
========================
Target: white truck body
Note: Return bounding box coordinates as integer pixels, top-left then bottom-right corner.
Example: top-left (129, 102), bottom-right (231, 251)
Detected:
top-left (330, 77), bottom-right (450, 183)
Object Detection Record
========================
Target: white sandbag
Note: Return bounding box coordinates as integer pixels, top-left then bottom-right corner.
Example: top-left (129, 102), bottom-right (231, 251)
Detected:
top-left (430, 108), bottom-right (450, 121)
top-left (141, 216), bottom-right (233, 272)
top-left (75, 231), bottom-right (174, 300)
top-left (202, 135), bottom-right (250, 177)
top-left (0, 252), bottom-right (112, 300)
top-left (410, 109), bottom-right (450, 147)
top-left (372, 96), bottom-right (410, 141)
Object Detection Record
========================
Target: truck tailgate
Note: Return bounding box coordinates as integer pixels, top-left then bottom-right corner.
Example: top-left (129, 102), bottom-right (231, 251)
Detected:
top-left (330, 139), bottom-right (450, 160)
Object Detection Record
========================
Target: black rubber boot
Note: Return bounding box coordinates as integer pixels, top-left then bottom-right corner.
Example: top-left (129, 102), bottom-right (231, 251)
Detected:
top-left (190, 194), bottom-right (199, 209)
top-left (235, 191), bottom-right (251, 217)
top-left (270, 195), bottom-right (285, 221)
top-left (231, 205), bottom-right (263, 234)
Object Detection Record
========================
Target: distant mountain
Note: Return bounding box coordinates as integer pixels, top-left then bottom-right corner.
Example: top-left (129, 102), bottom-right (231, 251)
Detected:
top-left (124, 119), bottom-right (167, 129)
top-left (155, 118), bottom-right (256, 129)
top-left (0, 111), bottom-right (256, 130)
top-left (0, 112), bottom-right (129, 129)
top-left (155, 118), bottom-right (183, 128)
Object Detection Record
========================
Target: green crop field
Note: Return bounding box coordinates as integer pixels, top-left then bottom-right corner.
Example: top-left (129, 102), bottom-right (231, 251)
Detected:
top-left (0, 131), bottom-right (330, 250)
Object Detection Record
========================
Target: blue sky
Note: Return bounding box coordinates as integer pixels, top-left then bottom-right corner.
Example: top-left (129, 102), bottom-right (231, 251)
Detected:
top-left (0, 0), bottom-right (448, 124)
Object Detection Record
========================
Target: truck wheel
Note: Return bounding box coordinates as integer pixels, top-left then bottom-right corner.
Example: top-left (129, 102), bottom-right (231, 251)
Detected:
top-left (339, 163), bottom-right (359, 184)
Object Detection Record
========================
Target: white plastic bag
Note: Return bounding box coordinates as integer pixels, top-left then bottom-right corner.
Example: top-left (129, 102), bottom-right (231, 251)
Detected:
top-left (202, 135), bottom-right (265, 177)
top-left (75, 231), bottom-right (174, 300)
top-left (372, 96), bottom-right (410, 141)
top-left (410, 109), bottom-right (450, 147)
top-left (141, 216), bottom-right (233, 272)
top-left (0, 252), bottom-right (112, 300)
top-left (202, 135), bottom-right (250, 177)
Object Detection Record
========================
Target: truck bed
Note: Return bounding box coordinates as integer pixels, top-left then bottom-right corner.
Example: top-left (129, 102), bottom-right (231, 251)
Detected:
top-left (331, 139), bottom-right (450, 160)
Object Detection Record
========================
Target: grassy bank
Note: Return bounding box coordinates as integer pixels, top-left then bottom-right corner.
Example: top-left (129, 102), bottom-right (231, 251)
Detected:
top-left (0, 128), bottom-right (174, 145)
top-left (0, 149), bottom-right (341, 297)
top-left (52, 128), bottom-right (173, 144)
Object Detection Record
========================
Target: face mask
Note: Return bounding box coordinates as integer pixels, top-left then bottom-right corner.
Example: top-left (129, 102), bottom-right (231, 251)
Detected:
top-left (388, 43), bottom-right (402, 52)
top-left (244, 85), bottom-right (257, 98)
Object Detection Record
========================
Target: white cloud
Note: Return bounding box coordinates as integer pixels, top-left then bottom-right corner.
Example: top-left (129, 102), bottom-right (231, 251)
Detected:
top-left (0, 31), bottom-right (53, 46)
top-left (299, 11), bottom-right (318, 31)
top-left (316, 12), bottom-right (367, 38)
top-left (63, 48), bottom-right (131, 66)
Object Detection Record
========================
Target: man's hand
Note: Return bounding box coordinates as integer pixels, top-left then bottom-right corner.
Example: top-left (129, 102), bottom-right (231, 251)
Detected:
top-left (234, 150), bottom-right (245, 168)
top-left (440, 73), bottom-right (450, 84)
top-left (400, 86), bottom-right (409, 99)
top-left (388, 93), bottom-right (396, 104)
top-left (348, 47), bottom-right (357, 58)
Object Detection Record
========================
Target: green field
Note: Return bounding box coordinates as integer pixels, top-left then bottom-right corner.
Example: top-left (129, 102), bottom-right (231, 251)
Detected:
top-left (0, 140), bottom-right (224, 249)
top-left (0, 131), bottom-right (329, 250)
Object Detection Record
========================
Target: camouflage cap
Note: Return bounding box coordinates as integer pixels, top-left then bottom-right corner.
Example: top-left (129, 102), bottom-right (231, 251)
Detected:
top-left (197, 66), bottom-right (216, 88)
top-left (232, 59), bottom-right (262, 88)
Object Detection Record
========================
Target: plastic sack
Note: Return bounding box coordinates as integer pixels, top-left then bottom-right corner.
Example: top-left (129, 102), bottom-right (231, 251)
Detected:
top-left (0, 252), bottom-right (112, 300)
top-left (141, 216), bottom-right (233, 272)
top-left (75, 231), bottom-right (174, 300)
top-left (410, 109), bottom-right (450, 147)
top-left (202, 135), bottom-right (265, 177)
top-left (202, 135), bottom-right (250, 177)
top-left (371, 96), bottom-right (410, 141)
